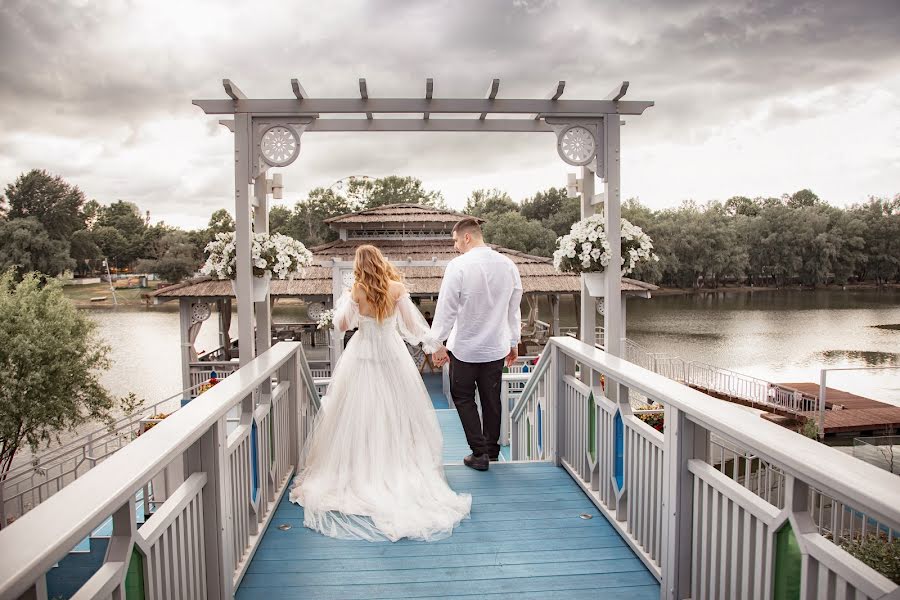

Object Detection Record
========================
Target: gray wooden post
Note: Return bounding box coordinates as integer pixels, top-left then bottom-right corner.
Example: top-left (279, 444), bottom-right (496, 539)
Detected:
top-left (185, 420), bottom-right (233, 599)
top-left (603, 115), bottom-right (623, 358)
top-left (550, 293), bottom-right (560, 337)
top-left (234, 112), bottom-right (255, 366)
top-left (253, 176), bottom-right (272, 360)
top-left (179, 299), bottom-right (192, 395)
top-left (661, 406), bottom-right (709, 600)
top-left (579, 166), bottom-right (596, 348)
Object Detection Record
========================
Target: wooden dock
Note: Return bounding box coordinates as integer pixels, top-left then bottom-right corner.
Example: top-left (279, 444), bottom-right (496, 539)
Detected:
top-left (234, 412), bottom-right (658, 599)
top-left (778, 382), bottom-right (900, 435)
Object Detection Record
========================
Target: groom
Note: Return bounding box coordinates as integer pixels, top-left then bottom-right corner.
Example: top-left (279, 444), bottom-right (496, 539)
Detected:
top-left (431, 218), bottom-right (523, 471)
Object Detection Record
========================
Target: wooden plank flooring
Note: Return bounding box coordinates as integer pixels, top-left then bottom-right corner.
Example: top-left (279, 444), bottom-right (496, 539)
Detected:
top-left (236, 462), bottom-right (658, 599)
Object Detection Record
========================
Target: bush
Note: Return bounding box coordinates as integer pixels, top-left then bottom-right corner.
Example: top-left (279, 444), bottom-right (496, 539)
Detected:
top-left (840, 534), bottom-right (900, 584)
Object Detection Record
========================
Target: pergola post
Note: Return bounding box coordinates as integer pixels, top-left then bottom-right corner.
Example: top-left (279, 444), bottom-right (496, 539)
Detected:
top-left (603, 115), bottom-right (623, 357)
top-left (253, 176), bottom-right (272, 359)
top-left (233, 112), bottom-right (255, 366)
top-left (579, 164), bottom-right (597, 347)
top-left (550, 293), bottom-right (560, 337)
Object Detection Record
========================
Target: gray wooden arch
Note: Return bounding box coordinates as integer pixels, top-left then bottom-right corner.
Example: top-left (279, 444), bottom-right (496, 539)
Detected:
top-left (193, 79), bottom-right (654, 365)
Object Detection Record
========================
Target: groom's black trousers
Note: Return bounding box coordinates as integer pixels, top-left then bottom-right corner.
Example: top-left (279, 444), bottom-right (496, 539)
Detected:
top-left (448, 351), bottom-right (505, 458)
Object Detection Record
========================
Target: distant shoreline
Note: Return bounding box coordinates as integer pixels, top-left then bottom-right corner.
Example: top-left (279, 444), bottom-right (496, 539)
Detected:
top-left (651, 282), bottom-right (900, 296)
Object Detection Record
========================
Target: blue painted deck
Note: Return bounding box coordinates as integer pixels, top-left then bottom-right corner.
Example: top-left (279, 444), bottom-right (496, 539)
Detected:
top-left (423, 373), bottom-right (448, 409)
top-left (235, 410), bottom-right (658, 599)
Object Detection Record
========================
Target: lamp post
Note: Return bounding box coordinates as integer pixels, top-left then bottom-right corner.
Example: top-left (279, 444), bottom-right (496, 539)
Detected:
top-left (102, 259), bottom-right (118, 306)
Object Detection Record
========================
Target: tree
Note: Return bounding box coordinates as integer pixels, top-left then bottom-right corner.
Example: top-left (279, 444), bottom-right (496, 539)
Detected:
top-left (851, 196), bottom-right (900, 283)
top-left (136, 231), bottom-right (200, 283)
top-left (69, 229), bottom-right (102, 276)
top-left (463, 189), bottom-right (518, 218)
top-left (291, 188), bottom-right (355, 247)
top-left (0, 272), bottom-right (116, 511)
top-left (724, 196), bottom-right (760, 217)
top-left (207, 208), bottom-right (234, 235)
top-left (482, 211), bottom-right (558, 257)
top-left (542, 196), bottom-right (582, 237)
top-left (1, 170), bottom-right (87, 240)
top-left (95, 200), bottom-right (147, 267)
top-left (786, 189), bottom-right (821, 209)
top-left (520, 187), bottom-right (567, 222)
top-left (351, 176), bottom-right (446, 209)
top-left (0, 218), bottom-right (75, 277)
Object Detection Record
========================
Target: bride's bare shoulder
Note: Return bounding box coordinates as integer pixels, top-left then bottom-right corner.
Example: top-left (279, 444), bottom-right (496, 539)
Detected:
top-left (389, 280), bottom-right (407, 300)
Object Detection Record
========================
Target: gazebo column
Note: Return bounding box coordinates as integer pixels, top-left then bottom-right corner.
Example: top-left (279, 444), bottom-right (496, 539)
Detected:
top-left (253, 176), bottom-right (272, 358)
top-left (602, 115), bottom-right (623, 357)
top-left (179, 298), bottom-right (193, 395)
top-left (233, 112), bottom-right (256, 366)
top-left (550, 293), bottom-right (560, 337)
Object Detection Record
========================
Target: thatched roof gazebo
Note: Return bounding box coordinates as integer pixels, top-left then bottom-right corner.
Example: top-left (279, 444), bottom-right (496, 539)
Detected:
top-left (148, 202), bottom-right (656, 392)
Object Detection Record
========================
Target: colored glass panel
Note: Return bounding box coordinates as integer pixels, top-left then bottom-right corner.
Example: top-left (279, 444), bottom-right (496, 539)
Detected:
top-left (773, 522), bottom-right (802, 600)
top-left (613, 411), bottom-right (624, 489)
top-left (124, 548), bottom-right (146, 600)
top-left (588, 392), bottom-right (596, 462)
top-left (250, 421), bottom-right (260, 502)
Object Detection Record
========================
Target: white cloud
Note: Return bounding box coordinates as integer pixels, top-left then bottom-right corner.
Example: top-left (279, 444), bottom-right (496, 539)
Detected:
top-left (1, 0), bottom-right (898, 228)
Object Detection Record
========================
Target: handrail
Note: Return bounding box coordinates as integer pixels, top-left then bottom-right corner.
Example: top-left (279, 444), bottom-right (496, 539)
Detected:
top-left (550, 336), bottom-right (900, 530)
top-left (296, 344), bottom-right (322, 411)
top-left (0, 342), bottom-right (302, 599)
top-left (510, 353), bottom-right (553, 422)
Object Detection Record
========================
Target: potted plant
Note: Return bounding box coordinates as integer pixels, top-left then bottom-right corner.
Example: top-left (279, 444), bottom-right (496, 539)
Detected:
top-left (552, 215), bottom-right (658, 296)
top-left (201, 232), bottom-right (314, 301)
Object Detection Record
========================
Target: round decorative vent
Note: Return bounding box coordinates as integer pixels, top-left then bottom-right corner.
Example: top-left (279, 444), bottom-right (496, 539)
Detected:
top-left (260, 125), bottom-right (300, 167)
top-left (341, 270), bottom-right (355, 291)
top-left (307, 302), bottom-right (325, 320)
top-left (557, 125), bottom-right (596, 166)
top-left (191, 302), bottom-right (212, 325)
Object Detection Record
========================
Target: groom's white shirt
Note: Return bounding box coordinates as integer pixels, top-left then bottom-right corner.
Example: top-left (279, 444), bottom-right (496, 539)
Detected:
top-left (430, 246), bottom-right (523, 363)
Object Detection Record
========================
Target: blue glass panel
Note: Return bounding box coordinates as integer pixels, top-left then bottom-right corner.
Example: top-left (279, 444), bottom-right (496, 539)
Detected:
top-left (614, 411), bottom-right (624, 490)
top-left (537, 404), bottom-right (543, 454)
top-left (250, 421), bottom-right (260, 502)
top-left (522, 364), bottom-right (530, 373)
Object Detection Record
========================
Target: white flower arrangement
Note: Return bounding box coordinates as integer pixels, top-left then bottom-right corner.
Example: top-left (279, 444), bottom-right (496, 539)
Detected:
top-left (316, 309), bottom-right (334, 330)
top-left (553, 215), bottom-right (659, 275)
top-left (201, 232), bottom-right (313, 280)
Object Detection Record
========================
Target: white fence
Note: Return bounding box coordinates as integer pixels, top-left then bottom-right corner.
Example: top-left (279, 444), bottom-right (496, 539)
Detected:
top-left (0, 342), bottom-right (321, 600)
top-left (510, 336), bottom-right (900, 600)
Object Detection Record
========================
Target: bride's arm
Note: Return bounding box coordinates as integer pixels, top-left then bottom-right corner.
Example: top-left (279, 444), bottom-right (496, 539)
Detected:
top-left (333, 289), bottom-right (360, 334)
top-left (396, 288), bottom-right (441, 354)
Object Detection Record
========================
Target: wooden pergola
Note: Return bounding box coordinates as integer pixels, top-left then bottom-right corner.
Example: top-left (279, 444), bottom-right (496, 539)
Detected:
top-left (192, 78), bottom-right (654, 366)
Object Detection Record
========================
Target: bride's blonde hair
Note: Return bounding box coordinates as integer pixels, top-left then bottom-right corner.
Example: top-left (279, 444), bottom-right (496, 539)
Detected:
top-left (353, 245), bottom-right (402, 322)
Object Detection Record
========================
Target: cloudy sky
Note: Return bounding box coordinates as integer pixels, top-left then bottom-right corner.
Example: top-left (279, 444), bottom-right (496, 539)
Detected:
top-left (1, 0), bottom-right (898, 229)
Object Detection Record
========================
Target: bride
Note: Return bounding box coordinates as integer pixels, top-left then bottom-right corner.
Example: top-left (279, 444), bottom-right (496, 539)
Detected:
top-left (289, 244), bottom-right (472, 542)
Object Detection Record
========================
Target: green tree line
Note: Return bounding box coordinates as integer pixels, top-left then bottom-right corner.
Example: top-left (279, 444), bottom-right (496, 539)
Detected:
top-left (2, 169), bottom-right (897, 288)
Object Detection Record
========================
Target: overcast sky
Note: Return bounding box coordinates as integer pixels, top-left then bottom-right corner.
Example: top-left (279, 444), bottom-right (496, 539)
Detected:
top-left (1, 0), bottom-right (898, 229)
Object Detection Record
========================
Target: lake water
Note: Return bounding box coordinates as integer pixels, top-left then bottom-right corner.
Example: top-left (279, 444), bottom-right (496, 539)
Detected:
top-left (84, 288), bottom-right (900, 408)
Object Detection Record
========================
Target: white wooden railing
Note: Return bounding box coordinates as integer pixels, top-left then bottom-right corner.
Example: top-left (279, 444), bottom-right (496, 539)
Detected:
top-left (0, 342), bottom-right (321, 600)
top-left (510, 336), bottom-right (900, 600)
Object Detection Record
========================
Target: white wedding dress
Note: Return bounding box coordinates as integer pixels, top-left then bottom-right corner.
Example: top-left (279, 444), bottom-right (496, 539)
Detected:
top-left (289, 290), bottom-right (472, 542)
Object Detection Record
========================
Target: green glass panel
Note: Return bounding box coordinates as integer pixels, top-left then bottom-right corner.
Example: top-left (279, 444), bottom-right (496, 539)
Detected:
top-left (526, 417), bottom-right (532, 459)
top-left (124, 548), bottom-right (146, 600)
top-left (588, 392), bottom-right (596, 462)
top-left (773, 522), bottom-right (802, 600)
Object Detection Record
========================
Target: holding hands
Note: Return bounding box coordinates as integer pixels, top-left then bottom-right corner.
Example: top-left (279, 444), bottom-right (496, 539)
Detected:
top-left (431, 346), bottom-right (449, 367)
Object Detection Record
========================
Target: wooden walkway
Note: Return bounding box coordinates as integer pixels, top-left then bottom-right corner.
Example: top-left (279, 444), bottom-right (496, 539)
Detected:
top-left (235, 407), bottom-right (656, 599)
top-left (780, 382), bottom-right (900, 434)
top-left (236, 463), bottom-right (658, 599)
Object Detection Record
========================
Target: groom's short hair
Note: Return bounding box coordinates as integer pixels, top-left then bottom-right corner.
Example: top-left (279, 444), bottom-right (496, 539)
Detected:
top-left (452, 218), bottom-right (482, 237)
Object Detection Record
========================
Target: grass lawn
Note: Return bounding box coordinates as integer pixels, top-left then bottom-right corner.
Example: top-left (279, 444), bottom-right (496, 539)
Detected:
top-left (62, 282), bottom-right (156, 306)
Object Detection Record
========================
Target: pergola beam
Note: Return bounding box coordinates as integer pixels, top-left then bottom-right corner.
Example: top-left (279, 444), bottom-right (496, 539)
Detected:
top-left (424, 78), bottom-right (433, 120)
top-left (535, 80), bottom-right (565, 119)
top-left (193, 98), bottom-right (654, 116)
top-left (222, 79), bottom-right (246, 100)
top-left (308, 118), bottom-right (553, 132)
top-left (359, 78), bottom-right (373, 119)
top-left (606, 81), bottom-right (629, 102)
top-left (291, 78), bottom-right (308, 100)
top-left (479, 78), bottom-right (500, 120)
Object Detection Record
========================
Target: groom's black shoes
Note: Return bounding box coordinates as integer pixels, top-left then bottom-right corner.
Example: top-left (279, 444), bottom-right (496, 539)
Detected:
top-left (464, 453), bottom-right (490, 471)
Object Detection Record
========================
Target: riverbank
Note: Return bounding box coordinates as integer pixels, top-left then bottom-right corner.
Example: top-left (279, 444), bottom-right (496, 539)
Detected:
top-left (652, 282), bottom-right (900, 296)
top-left (62, 282), bottom-right (156, 307)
